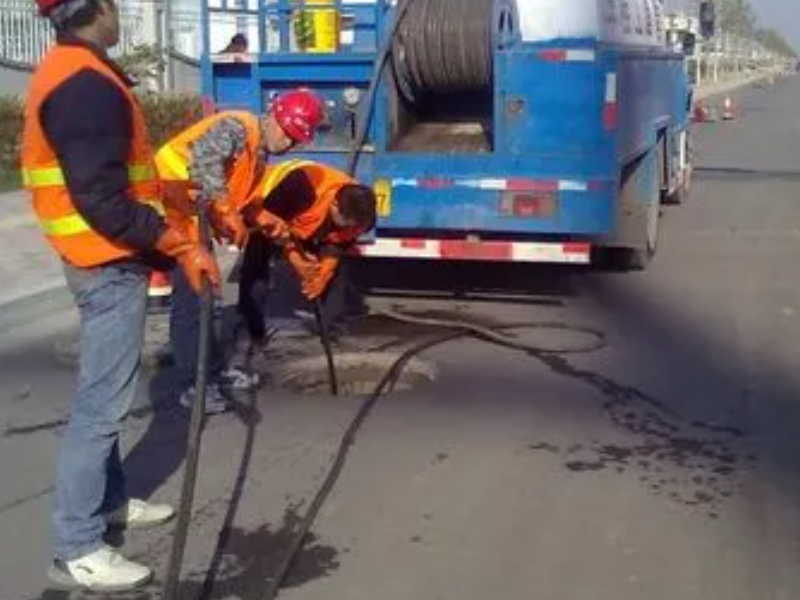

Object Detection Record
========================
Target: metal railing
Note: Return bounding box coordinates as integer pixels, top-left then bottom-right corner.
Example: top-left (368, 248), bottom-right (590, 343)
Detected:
top-left (0, 0), bottom-right (145, 66)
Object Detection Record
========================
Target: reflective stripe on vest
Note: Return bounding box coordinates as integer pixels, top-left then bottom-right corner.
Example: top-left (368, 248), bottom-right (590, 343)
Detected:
top-left (260, 159), bottom-right (316, 196)
top-left (154, 144), bottom-right (189, 180)
top-left (39, 199), bottom-right (164, 237)
top-left (21, 163), bottom-right (156, 188)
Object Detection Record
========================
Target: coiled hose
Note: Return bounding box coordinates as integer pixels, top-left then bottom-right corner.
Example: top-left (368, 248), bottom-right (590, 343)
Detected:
top-left (391, 0), bottom-right (517, 104)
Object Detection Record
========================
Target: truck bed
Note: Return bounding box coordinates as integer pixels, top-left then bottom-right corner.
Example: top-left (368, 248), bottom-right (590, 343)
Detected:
top-left (390, 122), bottom-right (492, 153)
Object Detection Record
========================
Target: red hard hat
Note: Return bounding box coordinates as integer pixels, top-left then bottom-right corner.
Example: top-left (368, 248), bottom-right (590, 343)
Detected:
top-left (36, 0), bottom-right (67, 16)
top-left (271, 89), bottom-right (325, 143)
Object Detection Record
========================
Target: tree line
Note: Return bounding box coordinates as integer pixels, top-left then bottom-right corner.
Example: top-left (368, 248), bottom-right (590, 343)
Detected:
top-left (714, 0), bottom-right (797, 57)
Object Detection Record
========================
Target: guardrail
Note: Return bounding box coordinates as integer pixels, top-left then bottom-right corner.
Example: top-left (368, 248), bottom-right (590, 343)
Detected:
top-left (0, 0), bottom-right (144, 65)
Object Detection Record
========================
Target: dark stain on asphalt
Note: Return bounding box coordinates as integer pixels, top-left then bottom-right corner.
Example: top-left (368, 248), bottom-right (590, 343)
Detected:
top-left (528, 442), bottom-right (560, 453)
top-left (192, 506), bottom-right (339, 598)
top-left (566, 461), bottom-right (605, 472)
top-left (432, 452), bottom-right (449, 465)
top-left (525, 353), bottom-right (755, 519)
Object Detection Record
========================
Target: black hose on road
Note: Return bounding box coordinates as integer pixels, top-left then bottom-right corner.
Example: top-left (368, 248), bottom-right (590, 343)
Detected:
top-left (260, 310), bottom-right (606, 599)
top-left (314, 299), bottom-right (339, 396)
top-left (163, 206), bottom-right (215, 600)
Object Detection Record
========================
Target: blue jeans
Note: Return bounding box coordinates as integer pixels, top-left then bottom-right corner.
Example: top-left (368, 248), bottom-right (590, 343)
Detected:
top-left (169, 264), bottom-right (223, 393)
top-left (54, 262), bottom-right (148, 560)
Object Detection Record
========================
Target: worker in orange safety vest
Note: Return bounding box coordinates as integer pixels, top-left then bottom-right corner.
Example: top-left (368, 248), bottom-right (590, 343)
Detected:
top-left (20, 0), bottom-right (220, 592)
top-left (236, 160), bottom-right (377, 344)
top-left (153, 91), bottom-right (326, 414)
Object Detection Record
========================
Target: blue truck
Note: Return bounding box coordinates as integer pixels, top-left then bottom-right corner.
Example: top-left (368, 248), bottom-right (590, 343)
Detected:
top-left (202, 0), bottom-right (698, 269)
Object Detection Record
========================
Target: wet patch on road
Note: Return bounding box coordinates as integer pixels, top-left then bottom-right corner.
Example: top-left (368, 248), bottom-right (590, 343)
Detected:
top-left (529, 434), bottom-right (752, 518)
top-left (431, 452), bottom-right (449, 466)
top-left (526, 354), bottom-right (755, 518)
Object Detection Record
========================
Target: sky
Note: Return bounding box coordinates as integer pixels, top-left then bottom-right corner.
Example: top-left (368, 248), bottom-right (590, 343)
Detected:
top-left (664, 0), bottom-right (799, 51)
top-left (751, 0), bottom-right (800, 51)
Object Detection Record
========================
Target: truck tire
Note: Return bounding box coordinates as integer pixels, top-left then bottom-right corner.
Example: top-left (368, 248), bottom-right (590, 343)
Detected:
top-left (664, 136), bottom-right (693, 205)
top-left (600, 144), bottom-right (661, 271)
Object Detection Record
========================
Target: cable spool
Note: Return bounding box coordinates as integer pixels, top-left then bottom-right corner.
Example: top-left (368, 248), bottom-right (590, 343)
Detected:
top-left (391, 0), bottom-right (518, 105)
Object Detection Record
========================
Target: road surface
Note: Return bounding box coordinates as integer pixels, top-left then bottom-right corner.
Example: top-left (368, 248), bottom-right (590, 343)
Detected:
top-left (1, 76), bottom-right (800, 600)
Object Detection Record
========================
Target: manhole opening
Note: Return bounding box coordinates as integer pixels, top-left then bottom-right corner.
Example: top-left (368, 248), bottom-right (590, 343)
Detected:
top-left (276, 352), bottom-right (437, 396)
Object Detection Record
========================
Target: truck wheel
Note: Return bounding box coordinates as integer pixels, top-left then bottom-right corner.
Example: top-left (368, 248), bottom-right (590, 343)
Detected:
top-left (616, 144), bottom-right (664, 271)
top-left (665, 134), bottom-right (693, 205)
top-left (618, 199), bottom-right (659, 270)
top-left (664, 184), bottom-right (685, 205)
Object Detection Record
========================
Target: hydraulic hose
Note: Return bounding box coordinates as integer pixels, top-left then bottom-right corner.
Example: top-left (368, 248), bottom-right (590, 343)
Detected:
top-left (260, 310), bottom-right (606, 598)
top-left (346, 0), bottom-right (417, 176)
top-left (163, 205), bottom-right (215, 600)
top-left (313, 299), bottom-right (339, 396)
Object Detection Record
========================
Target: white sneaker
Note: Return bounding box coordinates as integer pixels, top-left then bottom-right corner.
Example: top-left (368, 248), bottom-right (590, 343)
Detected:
top-left (47, 546), bottom-right (152, 592)
top-left (107, 498), bottom-right (175, 530)
top-left (217, 366), bottom-right (261, 391)
top-left (179, 383), bottom-right (230, 414)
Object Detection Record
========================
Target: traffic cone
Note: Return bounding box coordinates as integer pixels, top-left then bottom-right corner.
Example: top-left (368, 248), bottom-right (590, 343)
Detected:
top-left (721, 95), bottom-right (736, 120)
top-left (693, 100), bottom-right (709, 123)
top-left (147, 270), bottom-right (172, 314)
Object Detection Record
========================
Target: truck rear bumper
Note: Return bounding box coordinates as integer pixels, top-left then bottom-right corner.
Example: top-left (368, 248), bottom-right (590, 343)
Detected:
top-left (357, 237), bottom-right (591, 264)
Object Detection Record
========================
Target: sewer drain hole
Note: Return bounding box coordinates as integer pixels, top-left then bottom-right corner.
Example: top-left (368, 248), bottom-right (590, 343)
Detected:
top-left (276, 352), bottom-right (437, 396)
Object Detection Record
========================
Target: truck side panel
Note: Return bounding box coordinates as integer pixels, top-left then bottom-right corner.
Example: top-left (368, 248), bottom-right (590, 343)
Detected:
top-left (616, 48), bottom-right (690, 163)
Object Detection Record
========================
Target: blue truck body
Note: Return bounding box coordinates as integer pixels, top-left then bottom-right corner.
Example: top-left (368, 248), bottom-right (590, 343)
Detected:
top-left (202, 0), bottom-right (691, 265)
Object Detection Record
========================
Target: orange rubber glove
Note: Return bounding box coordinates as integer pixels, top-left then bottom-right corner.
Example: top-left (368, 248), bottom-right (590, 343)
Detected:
top-left (301, 255), bottom-right (338, 300)
top-left (209, 201), bottom-right (249, 248)
top-left (155, 227), bottom-right (221, 294)
top-left (253, 209), bottom-right (291, 243)
top-left (285, 244), bottom-right (320, 285)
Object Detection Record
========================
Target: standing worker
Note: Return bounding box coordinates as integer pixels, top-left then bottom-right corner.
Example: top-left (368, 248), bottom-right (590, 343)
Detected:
top-left (21, 0), bottom-right (220, 592)
top-left (237, 161), bottom-right (377, 344)
top-left (154, 90), bottom-right (325, 413)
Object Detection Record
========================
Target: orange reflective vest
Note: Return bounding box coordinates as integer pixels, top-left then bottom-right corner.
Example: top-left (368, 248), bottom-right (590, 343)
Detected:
top-left (20, 45), bottom-right (161, 268)
top-left (154, 110), bottom-right (263, 216)
top-left (249, 160), bottom-right (362, 246)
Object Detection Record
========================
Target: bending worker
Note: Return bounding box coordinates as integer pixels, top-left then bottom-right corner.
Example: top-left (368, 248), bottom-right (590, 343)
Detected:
top-left (237, 160), bottom-right (377, 344)
top-left (154, 90), bottom-right (325, 414)
top-left (21, 0), bottom-right (219, 592)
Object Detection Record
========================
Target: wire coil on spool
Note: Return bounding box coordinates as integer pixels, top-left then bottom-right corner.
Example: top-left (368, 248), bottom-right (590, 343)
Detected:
top-left (391, 0), bottom-right (518, 105)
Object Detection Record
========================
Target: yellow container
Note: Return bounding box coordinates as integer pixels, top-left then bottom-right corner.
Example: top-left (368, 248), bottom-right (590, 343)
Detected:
top-left (292, 0), bottom-right (341, 53)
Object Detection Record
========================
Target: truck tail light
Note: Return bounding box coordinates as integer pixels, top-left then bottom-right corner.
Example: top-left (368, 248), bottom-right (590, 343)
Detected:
top-left (500, 191), bottom-right (557, 218)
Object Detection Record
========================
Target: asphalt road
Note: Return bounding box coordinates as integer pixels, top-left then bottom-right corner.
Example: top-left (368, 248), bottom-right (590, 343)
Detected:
top-left (2, 75), bottom-right (800, 600)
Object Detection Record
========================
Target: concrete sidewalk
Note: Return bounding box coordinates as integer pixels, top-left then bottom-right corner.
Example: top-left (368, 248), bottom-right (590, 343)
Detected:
top-left (0, 190), bottom-right (242, 311)
top-left (0, 189), bottom-right (63, 307)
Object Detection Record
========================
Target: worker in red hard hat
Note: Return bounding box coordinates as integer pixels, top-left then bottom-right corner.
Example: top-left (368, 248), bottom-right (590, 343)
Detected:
top-left (21, 0), bottom-right (220, 592)
top-left (155, 88), bottom-right (326, 415)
